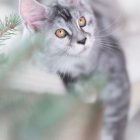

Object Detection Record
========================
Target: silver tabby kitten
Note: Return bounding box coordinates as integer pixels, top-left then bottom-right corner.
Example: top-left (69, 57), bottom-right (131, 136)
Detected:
top-left (20, 0), bottom-right (130, 140)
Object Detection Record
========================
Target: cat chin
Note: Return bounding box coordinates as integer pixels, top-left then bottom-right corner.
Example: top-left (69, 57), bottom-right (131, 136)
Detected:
top-left (78, 47), bottom-right (91, 56)
top-left (67, 47), bottom-right (91, 57)
top-left (67, 51), bottom-right (90, 57)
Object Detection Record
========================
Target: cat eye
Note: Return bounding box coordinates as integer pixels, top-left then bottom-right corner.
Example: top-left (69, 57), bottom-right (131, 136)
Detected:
top-left (78, 16), bottom-right (86, 28)
top-left (55, 29), bottom-right (67, 38)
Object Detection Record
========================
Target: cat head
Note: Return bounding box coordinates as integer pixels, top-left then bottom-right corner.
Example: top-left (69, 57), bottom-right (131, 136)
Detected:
top-left (20, 0), bottom-right (96, 57)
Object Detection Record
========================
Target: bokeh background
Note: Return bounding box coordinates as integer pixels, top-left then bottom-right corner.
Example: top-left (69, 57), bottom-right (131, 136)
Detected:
top-left (0, 0), bottom-right (140, 140)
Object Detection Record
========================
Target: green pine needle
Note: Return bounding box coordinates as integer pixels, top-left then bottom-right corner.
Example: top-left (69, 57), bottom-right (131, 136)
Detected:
top-left (0, 13), bottom-right (21, 45)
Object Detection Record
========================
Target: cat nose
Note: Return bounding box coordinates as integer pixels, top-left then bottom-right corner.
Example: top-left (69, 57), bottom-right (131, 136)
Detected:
top-left (77, 37), bottom-right (87, 45)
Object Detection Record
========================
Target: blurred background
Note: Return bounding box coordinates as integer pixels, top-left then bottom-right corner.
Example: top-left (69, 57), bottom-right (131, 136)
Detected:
top-left (0, 0), bottom-right (140, 140)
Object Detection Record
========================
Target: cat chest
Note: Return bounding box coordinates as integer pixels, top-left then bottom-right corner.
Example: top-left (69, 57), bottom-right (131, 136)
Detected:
top-left (48, 56), bottom-right (92, 78)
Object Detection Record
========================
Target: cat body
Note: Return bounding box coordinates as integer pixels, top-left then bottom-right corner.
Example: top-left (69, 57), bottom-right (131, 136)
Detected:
top-left (20, 0), bottom-right (130, 140)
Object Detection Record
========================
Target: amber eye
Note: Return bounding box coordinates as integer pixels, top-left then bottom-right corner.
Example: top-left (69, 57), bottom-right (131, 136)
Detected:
top-left (55, 29), bottom-right (67, 38)
top-left (78, 16), bottom-right (86, 27)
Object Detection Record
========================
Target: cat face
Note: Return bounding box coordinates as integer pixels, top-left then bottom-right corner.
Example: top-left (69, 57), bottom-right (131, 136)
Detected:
top-left (49, 6), bottom-right (95, 56)
top-left (46, 5), bottom-right (96, 56)
top-left (20, 0), bottom-right (96, 57)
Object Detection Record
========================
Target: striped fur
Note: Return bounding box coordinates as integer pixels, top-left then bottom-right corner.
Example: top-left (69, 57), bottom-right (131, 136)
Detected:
top-left (21, 0), bottom-right (130, 140)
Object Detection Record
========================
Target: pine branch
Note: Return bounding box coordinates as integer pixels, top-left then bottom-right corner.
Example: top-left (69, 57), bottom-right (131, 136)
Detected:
top-left (0, 13), bottom-right (21, 45)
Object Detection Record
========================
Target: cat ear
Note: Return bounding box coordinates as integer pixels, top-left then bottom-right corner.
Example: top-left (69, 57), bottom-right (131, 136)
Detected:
top-left (19, 0), bottom-right (49, 32)
top-left (59, 0), bottom-right (84, 6)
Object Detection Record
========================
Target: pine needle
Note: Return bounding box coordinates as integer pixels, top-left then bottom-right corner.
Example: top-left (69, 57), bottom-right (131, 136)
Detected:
top-left (0, 13), bottom-right (21, 45)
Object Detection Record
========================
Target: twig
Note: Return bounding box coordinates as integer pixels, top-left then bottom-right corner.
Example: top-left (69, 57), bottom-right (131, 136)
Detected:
top-left (0, 13), bottom-right (21, 45)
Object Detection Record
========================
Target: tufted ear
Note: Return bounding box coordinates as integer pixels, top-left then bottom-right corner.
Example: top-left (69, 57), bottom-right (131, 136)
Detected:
top-left (19, 0), bottom-right (49, 32)
top-left (59, 0), bottom-right (84, 6)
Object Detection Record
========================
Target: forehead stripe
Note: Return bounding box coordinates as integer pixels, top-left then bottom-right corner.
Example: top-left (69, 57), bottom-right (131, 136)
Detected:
top-left (54, 5), bottom-right (72, 21)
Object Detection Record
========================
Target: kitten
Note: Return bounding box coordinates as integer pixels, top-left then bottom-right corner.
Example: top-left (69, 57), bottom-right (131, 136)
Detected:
top-left (19, 0), bottom-right (130, 140)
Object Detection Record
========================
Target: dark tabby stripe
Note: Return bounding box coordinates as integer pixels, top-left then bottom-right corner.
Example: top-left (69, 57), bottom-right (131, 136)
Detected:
top-left (53, 5), bottom-right (72, 22)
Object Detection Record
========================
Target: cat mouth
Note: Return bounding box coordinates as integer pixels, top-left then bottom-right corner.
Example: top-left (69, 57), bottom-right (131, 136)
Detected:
top-left (78, 47), bottom-right (90, 55)
top-left (66, 46), bottom-right (90, 57)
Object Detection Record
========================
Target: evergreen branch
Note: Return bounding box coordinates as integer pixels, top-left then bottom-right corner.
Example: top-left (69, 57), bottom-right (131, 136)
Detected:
top-left (0, 13), bottom-right (21, 45)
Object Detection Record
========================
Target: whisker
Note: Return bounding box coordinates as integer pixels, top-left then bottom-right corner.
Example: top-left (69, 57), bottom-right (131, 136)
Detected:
top-left (96, 41), bottom-right (120, 47)
top-left (95, 14), bottom-right (122, 36)
top-left (95, 37), bottom-right (121, 46)
top-left (96, 41), bottom-right (122, 53)
top-left (94, 27), bottom-right (120, 38)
